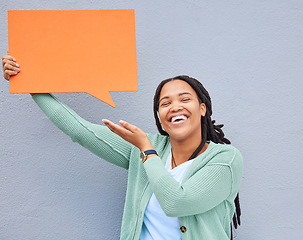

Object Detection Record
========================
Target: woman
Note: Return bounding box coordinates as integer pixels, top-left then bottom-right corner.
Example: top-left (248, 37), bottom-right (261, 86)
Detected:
top-left (2, 55), bottom-right (243, 240)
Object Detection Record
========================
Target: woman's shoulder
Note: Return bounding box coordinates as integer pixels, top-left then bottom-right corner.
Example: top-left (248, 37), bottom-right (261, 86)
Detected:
top-left (207, 141), bottom-right (243, 166)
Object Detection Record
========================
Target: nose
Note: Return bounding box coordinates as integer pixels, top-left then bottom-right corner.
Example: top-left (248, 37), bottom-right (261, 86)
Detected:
top-left (170, 101), bottom-right (183, 112)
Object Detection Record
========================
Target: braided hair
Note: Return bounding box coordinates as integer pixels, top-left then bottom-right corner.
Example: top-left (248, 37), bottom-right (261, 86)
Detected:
top-left (153, 75), bottom-right (241, 239)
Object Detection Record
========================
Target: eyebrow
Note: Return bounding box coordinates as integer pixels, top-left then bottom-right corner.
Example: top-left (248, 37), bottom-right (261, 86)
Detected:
top-left (159, 92), bottom-right (192, 103)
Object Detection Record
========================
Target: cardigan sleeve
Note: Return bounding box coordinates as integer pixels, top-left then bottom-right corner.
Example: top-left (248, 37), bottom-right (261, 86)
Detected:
top-left (33, 93), bottom-right (133, 169)
top-left (143, 146), bottom-right (243, 217)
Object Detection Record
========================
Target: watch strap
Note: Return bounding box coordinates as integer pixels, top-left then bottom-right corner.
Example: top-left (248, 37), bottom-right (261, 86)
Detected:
top-left (141, 150), bottom-right (158, 163)
top-left (144, 150), bottom-right (157, 156)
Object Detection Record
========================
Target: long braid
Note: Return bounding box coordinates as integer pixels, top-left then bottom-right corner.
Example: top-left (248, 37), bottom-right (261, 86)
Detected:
top-left (153, 75), bottom-right (241, 239)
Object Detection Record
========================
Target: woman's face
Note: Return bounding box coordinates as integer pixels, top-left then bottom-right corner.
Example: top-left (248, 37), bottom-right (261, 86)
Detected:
top-left (158, 80), bottom-right (206, 142)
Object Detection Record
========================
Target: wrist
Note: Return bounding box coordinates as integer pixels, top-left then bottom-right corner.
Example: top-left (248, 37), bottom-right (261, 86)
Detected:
top-left (140, 149), bottom-right (158, 163)
top-left (139, 141), bottom-right (154, 153)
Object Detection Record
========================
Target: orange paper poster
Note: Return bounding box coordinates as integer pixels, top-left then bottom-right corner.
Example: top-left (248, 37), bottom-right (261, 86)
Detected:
top-left (8, 10), bottom-right (138, 107)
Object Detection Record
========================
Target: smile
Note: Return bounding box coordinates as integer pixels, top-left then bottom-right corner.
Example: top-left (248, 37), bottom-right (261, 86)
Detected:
top-left (169, 114), bottom-right (189, 125)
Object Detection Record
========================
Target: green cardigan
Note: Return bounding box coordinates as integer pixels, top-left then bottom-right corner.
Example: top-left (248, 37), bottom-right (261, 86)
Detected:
top-left (33, 93), bottom-right (243, 240)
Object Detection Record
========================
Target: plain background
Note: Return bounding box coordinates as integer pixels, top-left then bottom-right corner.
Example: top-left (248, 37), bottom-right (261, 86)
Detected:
top-left (1, 0), bottom-right (303, 239)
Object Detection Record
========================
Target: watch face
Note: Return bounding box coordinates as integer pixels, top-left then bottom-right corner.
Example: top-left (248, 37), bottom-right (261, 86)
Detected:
top-left (140, 152), bottom-right (145, 161)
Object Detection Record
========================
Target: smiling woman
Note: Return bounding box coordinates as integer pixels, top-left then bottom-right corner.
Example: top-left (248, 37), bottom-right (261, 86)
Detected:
top-left (2, 55), bottom-right (243, 240)
top-left (157, 80), bottom-right (205, 146)
top-left (153, 76), bottom-right (242, 237)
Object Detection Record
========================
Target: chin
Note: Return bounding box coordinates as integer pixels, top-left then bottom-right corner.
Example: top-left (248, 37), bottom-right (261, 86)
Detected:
top-left (166, 125), bottom-right (201, 142)
top-left (167, 131), bottom-right (191, 142)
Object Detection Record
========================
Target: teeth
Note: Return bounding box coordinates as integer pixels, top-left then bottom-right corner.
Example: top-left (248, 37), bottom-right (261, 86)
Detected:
top-left (171, 115), bottom-right (187, 123)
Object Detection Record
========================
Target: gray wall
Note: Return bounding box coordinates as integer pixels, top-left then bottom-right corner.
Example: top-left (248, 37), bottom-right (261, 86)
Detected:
top-left (1, 0), bottom-right (302, 239)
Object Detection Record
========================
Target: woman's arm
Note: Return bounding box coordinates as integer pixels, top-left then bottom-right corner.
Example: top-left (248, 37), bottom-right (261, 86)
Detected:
top-left (103, 119), bottom-right (243, 217)
top-left (143, 148), bottom-right (243, 217)
top-left (2, 55), bottom-right (132, 169)
top-left (33, 93), bottom-right (133, 169)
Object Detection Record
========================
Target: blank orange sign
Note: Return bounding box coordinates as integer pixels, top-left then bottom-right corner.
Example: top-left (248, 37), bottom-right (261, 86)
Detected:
top-left (8, 10), bottom-right (138, 107)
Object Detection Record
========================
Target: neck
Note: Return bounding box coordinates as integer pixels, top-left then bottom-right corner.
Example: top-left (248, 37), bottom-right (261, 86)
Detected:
top-left (170, 135), bottom-right (208, 168)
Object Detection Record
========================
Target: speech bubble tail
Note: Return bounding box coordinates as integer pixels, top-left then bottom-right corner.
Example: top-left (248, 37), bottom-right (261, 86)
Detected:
top-left (88, 90), bottom-right (116, 108)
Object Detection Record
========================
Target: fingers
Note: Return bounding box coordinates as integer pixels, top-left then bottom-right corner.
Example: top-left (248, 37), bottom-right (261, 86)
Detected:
top-left (2, 55), bottom-right (16, 67)
top-left (119, 120), bottom-right (138, 133)
top-left (102, 119), bottom-right (152, 150)
top-left (102, 119), bottom-right (132, 137)
top-left (102, 119), bottom-right (116, 132)
top-left (2, 55), bottom-right (20, 80)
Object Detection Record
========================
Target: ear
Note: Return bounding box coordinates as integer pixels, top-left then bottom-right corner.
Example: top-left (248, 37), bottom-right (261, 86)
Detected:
top-left (200, 103), bottom-right (206, 117)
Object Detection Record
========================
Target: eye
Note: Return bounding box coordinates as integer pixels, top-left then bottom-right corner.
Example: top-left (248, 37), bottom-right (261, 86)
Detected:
top-left (160, 101), bottom-right (170, 107)
top-left (181, 98), bottom-right (191, 102)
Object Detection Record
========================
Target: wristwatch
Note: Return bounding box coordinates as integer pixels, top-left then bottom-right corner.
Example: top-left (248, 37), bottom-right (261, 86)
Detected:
top-left (140, 150), bottom-right (158, 163)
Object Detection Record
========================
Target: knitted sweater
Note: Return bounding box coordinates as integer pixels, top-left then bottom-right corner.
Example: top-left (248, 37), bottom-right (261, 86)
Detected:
top-left (33, 93), bottom-right (243, 240)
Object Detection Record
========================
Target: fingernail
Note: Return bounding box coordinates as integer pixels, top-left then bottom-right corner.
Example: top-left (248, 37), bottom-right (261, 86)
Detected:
top-left (119, 120), bottom-right (125, 124)
top-left (16, 63), bottom-right (19, 67)
top-left (13, 58), bottom-right (16, 62)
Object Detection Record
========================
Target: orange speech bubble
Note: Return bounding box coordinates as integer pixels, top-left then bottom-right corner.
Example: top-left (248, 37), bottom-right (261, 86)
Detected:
top-left (8, 10), bottom-right (138, 107)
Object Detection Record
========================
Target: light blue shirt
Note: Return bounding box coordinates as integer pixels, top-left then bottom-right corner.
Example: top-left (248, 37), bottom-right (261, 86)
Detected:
top-left (140, 151), bottom-right (194, 240)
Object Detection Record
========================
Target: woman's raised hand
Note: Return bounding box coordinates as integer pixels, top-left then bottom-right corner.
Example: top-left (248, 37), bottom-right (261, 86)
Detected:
top-left (2, 55), bottom-right (20, 80)
top-left (102, 119), bottom-right (155, 152)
